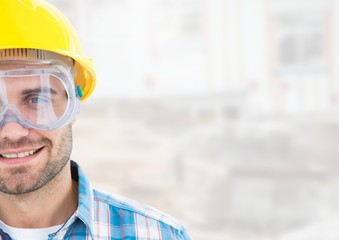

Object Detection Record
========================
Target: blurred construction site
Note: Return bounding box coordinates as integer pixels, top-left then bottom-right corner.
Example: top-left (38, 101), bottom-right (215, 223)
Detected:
top-left (49, 0), bottom-right (339, 239)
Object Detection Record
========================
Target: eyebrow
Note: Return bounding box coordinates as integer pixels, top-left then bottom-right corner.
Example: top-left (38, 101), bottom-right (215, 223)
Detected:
top-left (21, 87), bottom-right (58, 95)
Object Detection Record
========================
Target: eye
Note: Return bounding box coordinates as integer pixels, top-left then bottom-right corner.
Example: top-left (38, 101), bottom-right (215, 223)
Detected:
top-left (24, 95), bottom-right (52, 110)
top-left (30, 97), bottom-right (50, 104)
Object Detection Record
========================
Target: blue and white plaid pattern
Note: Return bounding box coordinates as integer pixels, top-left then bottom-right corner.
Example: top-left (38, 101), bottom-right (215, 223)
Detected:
top-left (0, 161), bottom-right (191, 240)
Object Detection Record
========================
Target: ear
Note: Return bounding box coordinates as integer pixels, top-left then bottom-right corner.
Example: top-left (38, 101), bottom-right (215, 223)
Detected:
top-left (71, 118), bottom-right (77, 125)
top-left (72, 102), bottom-right (81, 125)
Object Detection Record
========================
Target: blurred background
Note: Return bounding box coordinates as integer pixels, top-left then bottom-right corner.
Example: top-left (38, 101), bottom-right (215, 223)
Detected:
top-left (47, 0), bottom-right (339, 239)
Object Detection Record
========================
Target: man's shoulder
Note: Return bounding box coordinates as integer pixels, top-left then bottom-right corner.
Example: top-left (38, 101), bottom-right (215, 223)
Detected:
top-left (91, 188), bottom-right (191, 239)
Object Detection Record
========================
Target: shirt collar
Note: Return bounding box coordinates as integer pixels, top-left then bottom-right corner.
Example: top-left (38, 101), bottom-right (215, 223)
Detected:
top-left (70, 160), bottom-right (95, 239)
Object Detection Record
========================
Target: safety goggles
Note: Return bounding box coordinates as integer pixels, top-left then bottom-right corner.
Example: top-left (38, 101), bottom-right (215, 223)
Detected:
top-left (0, 59), bottom-right (81, 131)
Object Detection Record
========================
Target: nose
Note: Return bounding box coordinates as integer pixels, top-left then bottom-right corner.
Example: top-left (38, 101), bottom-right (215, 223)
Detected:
top-left (0, 121), bottom-right (30, 141)
top-left (0, 104), bottom-right (30, 140)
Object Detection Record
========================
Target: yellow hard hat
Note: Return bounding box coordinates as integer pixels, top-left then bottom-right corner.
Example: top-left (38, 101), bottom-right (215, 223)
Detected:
top-left (0, 0), bottom-right (96, 101)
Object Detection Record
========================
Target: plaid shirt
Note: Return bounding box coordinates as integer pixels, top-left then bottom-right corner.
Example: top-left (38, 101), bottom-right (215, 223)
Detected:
top-left (0, 161), bottom-right (192, 240)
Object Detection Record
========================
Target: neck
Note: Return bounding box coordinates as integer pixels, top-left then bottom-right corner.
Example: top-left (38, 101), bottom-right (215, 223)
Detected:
top-left (0, 162), bottom-right (78, 228)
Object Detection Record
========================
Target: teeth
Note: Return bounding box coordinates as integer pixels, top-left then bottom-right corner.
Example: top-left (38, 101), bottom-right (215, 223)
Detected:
top-left (0, 150), bottom-right (36, 159)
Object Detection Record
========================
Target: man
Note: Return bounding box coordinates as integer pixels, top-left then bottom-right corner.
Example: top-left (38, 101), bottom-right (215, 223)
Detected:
top-left (0, 0), bottom-right (191, 239)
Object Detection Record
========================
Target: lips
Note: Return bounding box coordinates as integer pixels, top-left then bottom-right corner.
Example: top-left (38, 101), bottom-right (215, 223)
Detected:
top-left (0, 147), bottom-right (43, 159)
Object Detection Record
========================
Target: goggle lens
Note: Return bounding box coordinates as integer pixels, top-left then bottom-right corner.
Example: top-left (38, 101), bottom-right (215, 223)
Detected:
top-left (1, 75), bottom-right (68, 124)
top-left (0, 62), bottom-right (79, 131)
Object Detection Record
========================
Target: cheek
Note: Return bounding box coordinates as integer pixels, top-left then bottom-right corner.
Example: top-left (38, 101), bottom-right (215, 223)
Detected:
top-left (36, 124), bottom-right (72, 144)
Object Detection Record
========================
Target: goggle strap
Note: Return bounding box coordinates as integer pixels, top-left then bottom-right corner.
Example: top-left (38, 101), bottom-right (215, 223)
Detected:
top-left (76, 85), bottom-right (83, 99)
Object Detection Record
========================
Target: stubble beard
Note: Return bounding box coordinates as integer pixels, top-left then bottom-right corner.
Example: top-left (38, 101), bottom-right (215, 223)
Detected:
top-left (0, 125), bottom-right (73, 195)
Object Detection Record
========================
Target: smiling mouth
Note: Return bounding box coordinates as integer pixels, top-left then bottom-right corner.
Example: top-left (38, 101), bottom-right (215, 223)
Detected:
top-left (0, 148), bottom-right (42, 159)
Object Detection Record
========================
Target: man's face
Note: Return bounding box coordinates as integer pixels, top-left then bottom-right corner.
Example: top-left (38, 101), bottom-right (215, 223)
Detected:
top-left (0, 74), bottom-right (73, 195)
